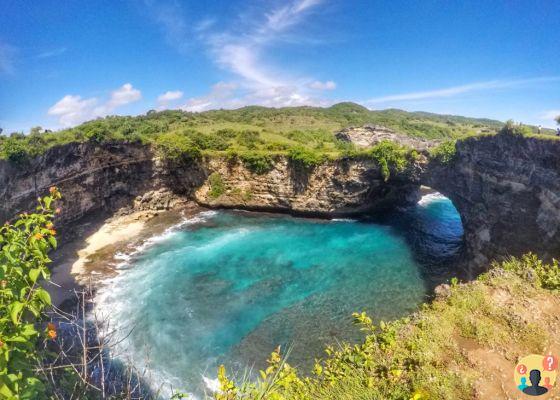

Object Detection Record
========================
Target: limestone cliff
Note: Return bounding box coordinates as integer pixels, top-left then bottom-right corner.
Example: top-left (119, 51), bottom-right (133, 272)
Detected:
top-left (194, 157), bottom-right (421, 216)
top-left (426, 133), bottom-right (560, 273)
top-left (3, 133), bottom-right (560, 275)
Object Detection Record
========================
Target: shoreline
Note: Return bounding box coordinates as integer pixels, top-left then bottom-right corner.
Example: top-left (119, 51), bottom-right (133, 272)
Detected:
top-left (46, 203), bottom-right (205, 307)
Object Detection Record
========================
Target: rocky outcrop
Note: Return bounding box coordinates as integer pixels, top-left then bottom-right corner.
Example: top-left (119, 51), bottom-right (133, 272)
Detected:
top-left (336, 125), bottom-right (438, 150)
top-left (195, 157), bottom-right (422, 216)
top-left (3, 132), bottom-right (560, 276)
top-left (425, 133), bottom-right (560, 274)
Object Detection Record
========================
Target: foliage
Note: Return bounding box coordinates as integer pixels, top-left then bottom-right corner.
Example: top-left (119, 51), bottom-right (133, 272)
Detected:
top-left (367, 140), bottom-right (410, 181)
top-left (0, 188), bottom-right (61, 398)
top-left (556, 115), bottom-right (560, 125)
top-left (429, 140), bottom-right (457, 164)
top-left (498, 120), bottom-right (533, 137)
top-left (1, 137), bottom-right (30, 164)
top-left (3, 103), bottom-right (537, 163)
top-left (496, 253), bottom-right (560, 291)
top-left (239, 152), bottom-right (275, 175)
top-left (155, 132), bottom-right (201, 161)
top-left (208, 173), bottom-right (226, 199)
top-left (287, 146), bottom-right (325, 169)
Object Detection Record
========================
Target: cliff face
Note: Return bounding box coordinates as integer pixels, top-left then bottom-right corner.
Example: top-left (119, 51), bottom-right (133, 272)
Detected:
top-left (195, 157), bottom-right (421, 216)
top-left (3, 134), bottom-right (560, 275)
top-left (0, 142), bottom-right (158, 226)
top-left (426, 134), bottom-right (560, 273)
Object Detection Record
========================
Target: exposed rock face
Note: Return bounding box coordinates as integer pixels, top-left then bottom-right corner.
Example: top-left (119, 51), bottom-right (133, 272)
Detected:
top-left (3, 132), bottom-right (560, 276)
top-left (335, 125), bottom-right (438, 150)
top-left (195, 157), bottom-right (422, 216)
top-left (425, 133), bottom-right (560, 274)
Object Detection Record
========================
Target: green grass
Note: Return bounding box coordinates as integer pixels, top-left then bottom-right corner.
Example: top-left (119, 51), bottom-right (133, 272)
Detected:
top-left (4, 103), bottom-right (543, 163)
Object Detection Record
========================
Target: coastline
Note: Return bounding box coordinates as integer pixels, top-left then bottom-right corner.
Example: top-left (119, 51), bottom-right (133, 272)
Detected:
top-left (46, 203), bottom-right (205, 307)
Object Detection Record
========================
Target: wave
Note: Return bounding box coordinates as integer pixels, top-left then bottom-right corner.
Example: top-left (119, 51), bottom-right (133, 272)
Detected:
top-left (417, 192), bottom-right (449, 206)
top-left (93, 210), bottom-right (221, 399)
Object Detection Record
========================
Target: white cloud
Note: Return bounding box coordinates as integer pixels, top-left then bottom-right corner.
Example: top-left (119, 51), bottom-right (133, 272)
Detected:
top-left (540, 110), bottom-right (560, 121)
top-left (48, 83), bottom-right (142, 127)
top-left (181, 82), bottom-right (237, 112)
top-left (308, 80), bottom-right (336, 90)
top-left (36, 47), bottom-right (67, 59)
top-left (158, 90), bottom-right (184, 103)
top-left (0, 41), bottom-right (16, 75)
top-left (366, 77), bottom-right (560, 105)
top-left (176, 0), bottom-right (335, 111)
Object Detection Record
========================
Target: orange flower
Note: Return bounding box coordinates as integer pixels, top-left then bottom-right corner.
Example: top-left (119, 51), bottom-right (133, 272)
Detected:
top-left (55, 208), bottom-right (61, 214)
top-left (47, 323), bottom-right (57, 340)
top-left (49, 186), bottom-right (57, 194)
top-left (46, 222), bottom-right (54, 229)
top-left (33, 233), bottom-right (44, 240)
top-left (0, 280), bottom-right (6, 289)
top-left (49, 229), bottom-right (57, 236)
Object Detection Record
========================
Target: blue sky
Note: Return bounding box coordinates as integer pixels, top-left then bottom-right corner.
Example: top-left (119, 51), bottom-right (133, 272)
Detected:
top-left (1, 0), bottom-right (559, 133)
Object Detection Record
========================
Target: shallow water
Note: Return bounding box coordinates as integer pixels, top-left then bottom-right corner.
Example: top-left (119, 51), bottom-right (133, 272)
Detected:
top-left (94, 193), bottom-right (463, 397)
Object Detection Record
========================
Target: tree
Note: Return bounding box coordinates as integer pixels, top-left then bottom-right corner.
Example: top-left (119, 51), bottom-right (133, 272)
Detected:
top-left (556, 115), bottom-right (559, 125)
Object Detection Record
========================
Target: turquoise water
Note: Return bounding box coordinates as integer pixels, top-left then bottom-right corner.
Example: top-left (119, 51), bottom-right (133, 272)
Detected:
top-left (94, 193), bottom-right (463, 396)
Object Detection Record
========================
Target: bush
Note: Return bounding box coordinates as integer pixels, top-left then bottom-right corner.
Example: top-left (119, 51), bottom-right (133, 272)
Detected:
top-left (236, 130), bottom-right (263, 149)
top-left (239, 152), bottom-right (275, 174)
top-left (155, 132), bottom-right (201, 161)
top-left (429, 140), bottom-right (457, 164)
top-left (288, 146), bottom-right (325, 169)
top-left (208, 172), bottom-right (226, 198)
top-left (368, 140), bottom-right (409, 181)
top-left (496, 253), bottom-right (560, 291)
top-left (1, 138), bottom-right (30, 164)
top-left (0, 188), bottom-right (61, 398)
top-left (498, 120), bottom-right (532, 137)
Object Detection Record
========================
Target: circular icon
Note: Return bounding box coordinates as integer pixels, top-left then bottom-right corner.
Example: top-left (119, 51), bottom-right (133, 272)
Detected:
top-left (515, 354), bottom-right (558, 397)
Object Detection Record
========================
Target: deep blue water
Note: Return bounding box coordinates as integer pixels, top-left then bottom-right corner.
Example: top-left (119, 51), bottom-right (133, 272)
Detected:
top-left (94, 193), bottom-right (463, 396)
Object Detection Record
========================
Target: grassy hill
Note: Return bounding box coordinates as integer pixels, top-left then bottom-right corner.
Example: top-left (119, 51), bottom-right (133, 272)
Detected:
top-left (0, 102), bottom-right (551, 163)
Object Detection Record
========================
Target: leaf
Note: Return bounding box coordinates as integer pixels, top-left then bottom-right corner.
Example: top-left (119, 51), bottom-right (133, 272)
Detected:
top-left (35, 288), bottom-right (51, 306)
top-left (8, 301), bottom-right (24, 325)
top-left (48, 236), bottom-right (57, 249)
top-left (28, 268), bottom-right (40, 283)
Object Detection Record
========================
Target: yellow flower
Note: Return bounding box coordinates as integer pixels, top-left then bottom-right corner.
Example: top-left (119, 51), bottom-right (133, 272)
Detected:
top-left (33, 233), bottom-right (44, 240)
top-left (47, 323), bottom-right (57, 340)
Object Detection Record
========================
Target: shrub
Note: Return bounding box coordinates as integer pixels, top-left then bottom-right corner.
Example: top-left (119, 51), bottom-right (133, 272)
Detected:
top-left (498, 120), bottom-right (532, 137)
top-left (288, 146), bottom-right (325, 169)
top-left (368, 140), bottom-right (409, 181)
top-left (236, 130), bottom-right (263, 149)
top-left (239, 152), bottom-right (275, 174)
top-left (155, 132), bottom-right (201, 161)
top-left (429, 140), bottom-right (457, 164)
top-left (208, 172), bottom-right (226, 198)
top-left (496, 253), bottom-right (560, 291)
top-left (0, 188), bottom-right (61, 398)
top-left (1, 138), bottom-right (30, 164)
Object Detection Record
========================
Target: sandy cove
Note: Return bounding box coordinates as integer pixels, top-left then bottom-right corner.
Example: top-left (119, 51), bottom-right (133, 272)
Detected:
top-left (46, 204), bottom-right (203, 307)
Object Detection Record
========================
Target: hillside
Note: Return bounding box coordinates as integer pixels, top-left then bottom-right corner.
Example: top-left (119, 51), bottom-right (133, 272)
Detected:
top-left (1, 103), bottom-right (550, 163)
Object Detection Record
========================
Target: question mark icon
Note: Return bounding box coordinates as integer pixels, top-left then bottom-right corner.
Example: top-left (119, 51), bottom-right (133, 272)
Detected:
top-left (542, 355), bottom-right (558, 371)
top-left (517, 364), bottom-right (527, 374)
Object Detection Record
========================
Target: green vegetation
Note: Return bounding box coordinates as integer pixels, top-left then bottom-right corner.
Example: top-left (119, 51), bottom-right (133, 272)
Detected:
top-left (429, 140), bottom-right (457, 164)
top-left (497, 119), bottom-right (534, 137)
top-left (2, 103), bottom-right (532, 164)
top-left (366, 140), bottom-right (411, 181)
top-left (287, 146), bottom-right (325, 169)
top-left (208, 172), bottom-right (226, 198)
top-left (0, 189), bottom-right (60, 398)
top-left (211, 254), bottom-right (560, 400)
top-left (239, 153), bottom-right (275, 174)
